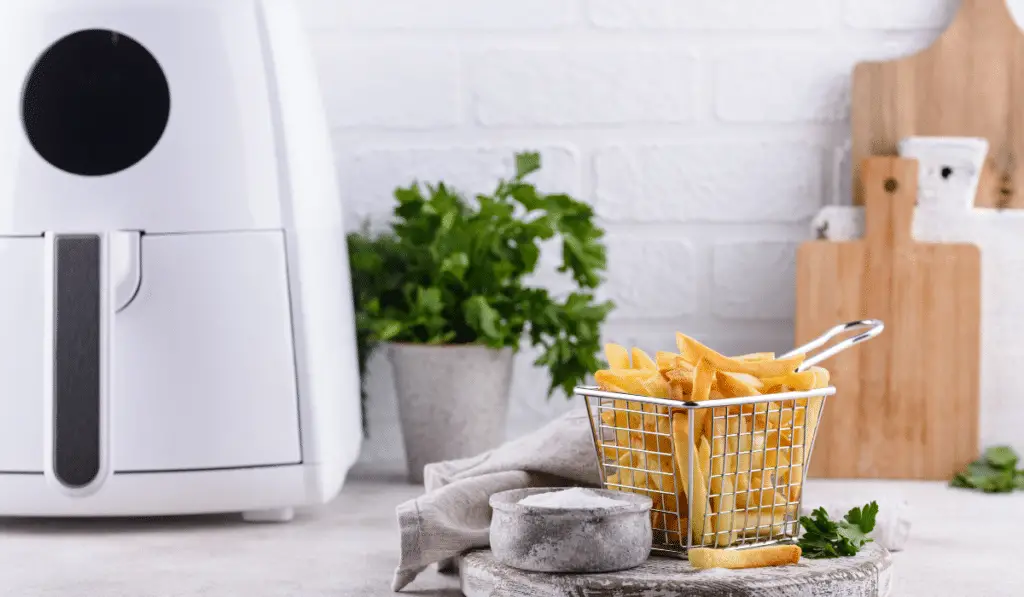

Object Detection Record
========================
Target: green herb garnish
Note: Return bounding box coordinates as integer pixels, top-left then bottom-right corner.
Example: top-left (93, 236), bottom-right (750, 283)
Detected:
top-left (951, 445), bottom-right (1024, 493)
top-left (797, 501), bottom-right (878, 559)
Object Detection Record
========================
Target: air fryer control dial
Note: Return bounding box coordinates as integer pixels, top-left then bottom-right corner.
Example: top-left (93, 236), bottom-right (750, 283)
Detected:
top-left (22, 29), bottom-right (171, 177)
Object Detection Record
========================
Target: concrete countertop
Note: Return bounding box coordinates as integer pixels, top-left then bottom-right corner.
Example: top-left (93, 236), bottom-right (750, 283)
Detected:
top-left (0, 473), bottom-right (1017, 596)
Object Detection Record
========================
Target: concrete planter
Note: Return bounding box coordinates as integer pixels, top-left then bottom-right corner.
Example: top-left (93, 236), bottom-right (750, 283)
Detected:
top-left (388, 343), bottom-right (514, 484)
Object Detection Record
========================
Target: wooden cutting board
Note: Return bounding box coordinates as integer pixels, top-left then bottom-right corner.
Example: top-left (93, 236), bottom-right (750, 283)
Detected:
top-left (852, 0), bottom-right (1024, 209)
top-left (796, 157), bottom-right (981, 480)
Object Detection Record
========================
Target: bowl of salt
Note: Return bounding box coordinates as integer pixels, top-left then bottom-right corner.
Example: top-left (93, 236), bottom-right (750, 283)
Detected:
top-left (488, 486), bottom-right (652, 573)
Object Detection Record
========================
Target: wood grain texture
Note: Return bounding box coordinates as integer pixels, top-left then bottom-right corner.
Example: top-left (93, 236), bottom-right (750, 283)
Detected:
top-left (459, 544), bottom-right (892, 597)
top-left (851, 0), bottom-right (1024, 209)
top-left (796, 157), bottom-right (981, 480)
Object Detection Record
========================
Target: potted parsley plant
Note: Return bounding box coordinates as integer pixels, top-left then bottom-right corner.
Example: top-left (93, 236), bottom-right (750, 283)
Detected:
top-left (348, 152), bottom-right (613, 484)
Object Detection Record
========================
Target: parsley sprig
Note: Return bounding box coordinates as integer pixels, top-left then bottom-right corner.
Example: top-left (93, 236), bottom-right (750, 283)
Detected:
top-left (951, 446), bottom-right (1024, 493)
top-left (797, 501), bottom-right (878, 559)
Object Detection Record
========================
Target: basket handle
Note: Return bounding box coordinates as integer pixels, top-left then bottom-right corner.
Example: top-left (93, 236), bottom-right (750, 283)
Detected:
top-left (782, 320), bottom-right (884, 373)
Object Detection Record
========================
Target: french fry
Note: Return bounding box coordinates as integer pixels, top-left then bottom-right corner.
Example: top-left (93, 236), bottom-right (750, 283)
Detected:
top-left (639, 373), bottom-right (670, 399)
top-left (672, 412), bottom-right (714, 546)
top-left (688, 545), bottom-right (801, 570)
top-left (715, 370), bottom-right (762, 399)
top-left (676, 332), bottom-right (806, 378)
top-left (720, 370), bottom-right (765, 390)
top-left (734, 352), bottom-right (776, 362)
top-left (655, 351), bottom-right (681, 372)
top-left (696, 437), bottom-right (719, 545)
top-left (666, 368), bottom-right (695, 398)
top-left (711, 474), bottom-right (739, 547)
top-left (708, 426), bottom-right (741, 547)
top-left (597, 393), bottom-right (640, 453)
top-left (595, 369), bottom-right (656, 395)
top-left (596, 365), bottom-right (679, 478)
top-left (595, 371), bottom-right (648, 447)
top-left (692, 358), bottom-right (715, 403)
top-left (604, 343), bottom-right (631, 369)
top-left (632, 347), bottom-right (657, 371)
top-left (646, 450), bottom-right (685, 543)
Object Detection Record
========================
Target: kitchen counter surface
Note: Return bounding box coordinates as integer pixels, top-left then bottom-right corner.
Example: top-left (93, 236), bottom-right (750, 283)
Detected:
top-left (0, 472), bottom-right (1016, 596)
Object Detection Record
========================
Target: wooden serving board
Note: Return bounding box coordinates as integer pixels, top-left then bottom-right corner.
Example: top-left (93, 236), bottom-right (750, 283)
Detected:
top-left (459, 545), bottom-right (892, 597)
top-left (852, 0), bottom-right (1024, 209)
top-left (796, 157), bottom-right (981, 480)
top-left (811, 202), bottom-right (1024, 462)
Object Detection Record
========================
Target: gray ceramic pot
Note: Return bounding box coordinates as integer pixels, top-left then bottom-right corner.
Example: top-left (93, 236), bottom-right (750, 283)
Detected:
top-left (389, 343), bottom-right (514, 484)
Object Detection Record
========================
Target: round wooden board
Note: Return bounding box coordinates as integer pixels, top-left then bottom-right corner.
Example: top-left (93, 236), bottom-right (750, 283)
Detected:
top-left (460, 544), bottom-right (892, 597)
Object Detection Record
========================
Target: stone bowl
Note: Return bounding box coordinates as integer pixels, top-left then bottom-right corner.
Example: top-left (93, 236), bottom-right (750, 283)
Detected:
top-left (488, 487), bottom-right (653, 574)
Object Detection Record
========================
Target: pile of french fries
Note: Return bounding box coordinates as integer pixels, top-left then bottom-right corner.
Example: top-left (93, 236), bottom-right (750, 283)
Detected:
top-left (594, 332), bottom-right (831, 550)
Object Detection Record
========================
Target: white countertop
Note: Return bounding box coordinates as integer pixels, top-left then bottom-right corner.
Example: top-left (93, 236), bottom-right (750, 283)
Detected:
top-left (0, 473), bottom-right (1017, 596)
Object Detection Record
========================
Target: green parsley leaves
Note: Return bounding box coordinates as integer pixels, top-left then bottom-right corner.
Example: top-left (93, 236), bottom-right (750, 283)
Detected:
top-left (951, 445), bottom-right (1024, 493)
top-left (797, 501), bottom-right (878, 559)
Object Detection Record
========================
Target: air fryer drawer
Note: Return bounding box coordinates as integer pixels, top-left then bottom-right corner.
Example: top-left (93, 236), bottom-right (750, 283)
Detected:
top-left (112, 230), bottom-right (302, 472)
top-left (0, 237), bottom-right (45, 472)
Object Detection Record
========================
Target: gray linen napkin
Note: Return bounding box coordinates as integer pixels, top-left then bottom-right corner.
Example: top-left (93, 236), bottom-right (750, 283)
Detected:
top-left (391, 406), bottom-right (601, 592)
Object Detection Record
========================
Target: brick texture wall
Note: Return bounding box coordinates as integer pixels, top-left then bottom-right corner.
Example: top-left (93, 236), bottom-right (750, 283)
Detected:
top-left (291, 0), bottom-right (1021, 475)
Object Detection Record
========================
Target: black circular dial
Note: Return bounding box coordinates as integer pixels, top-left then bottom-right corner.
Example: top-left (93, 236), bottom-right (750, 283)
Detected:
top-left (22, 29), bottom-right (171, 177)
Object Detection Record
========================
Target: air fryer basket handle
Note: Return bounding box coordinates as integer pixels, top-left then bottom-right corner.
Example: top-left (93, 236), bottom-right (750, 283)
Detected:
top-left (784, 320), bottom-right (885, 373)
top-left (42, 232), bottom-right (112, 493)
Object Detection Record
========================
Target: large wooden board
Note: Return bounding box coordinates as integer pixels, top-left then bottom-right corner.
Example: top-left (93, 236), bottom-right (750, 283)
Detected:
top-left (460, 545), bottom-right (892, 597)
top-left (852, 0), bottom-right (1024, 209)
top-left (796, 157), bottom-right (981, 480)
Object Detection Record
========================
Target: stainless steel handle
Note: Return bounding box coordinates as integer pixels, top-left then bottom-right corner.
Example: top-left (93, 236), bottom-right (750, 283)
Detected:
top-left (783, 319), bottom-right (885, 373)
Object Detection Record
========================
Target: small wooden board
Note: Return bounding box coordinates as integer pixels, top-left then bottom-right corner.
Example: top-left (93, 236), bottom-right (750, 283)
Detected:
top-left (852, 0), bottom-right (1024, 209)
top-left (459, 544), bottom-right (892, 597)
top-left (796, 157), bottom-right (981, 480)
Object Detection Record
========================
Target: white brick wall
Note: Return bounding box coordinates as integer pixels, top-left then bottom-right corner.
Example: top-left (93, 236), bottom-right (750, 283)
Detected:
top-left (290, 0), bottom-right (1015, 475)
top-left (587, 0), bottom-right (832, 30)
top-left (593, 142), bottom-right (826, 222)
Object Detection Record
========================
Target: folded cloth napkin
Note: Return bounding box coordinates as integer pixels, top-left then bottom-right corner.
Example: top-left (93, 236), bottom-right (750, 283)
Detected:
top-left (391, 406), bottom-right (601, 592)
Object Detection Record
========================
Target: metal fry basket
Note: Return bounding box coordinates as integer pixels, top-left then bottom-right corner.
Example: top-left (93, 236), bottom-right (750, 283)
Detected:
top-left (576, 320), bottom-right (884, 557)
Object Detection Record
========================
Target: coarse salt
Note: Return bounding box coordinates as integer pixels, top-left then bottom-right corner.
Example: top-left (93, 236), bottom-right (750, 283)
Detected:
top-left (517, 487), bottom-right (629, 509)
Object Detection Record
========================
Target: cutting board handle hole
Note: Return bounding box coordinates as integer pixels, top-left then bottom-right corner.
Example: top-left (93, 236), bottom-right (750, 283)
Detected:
top-left (884, 178), bottom-right (899, 193)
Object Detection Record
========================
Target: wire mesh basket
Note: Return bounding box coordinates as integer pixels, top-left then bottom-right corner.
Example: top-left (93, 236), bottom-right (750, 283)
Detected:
top-left (576, 320), bottom-right (883, 557)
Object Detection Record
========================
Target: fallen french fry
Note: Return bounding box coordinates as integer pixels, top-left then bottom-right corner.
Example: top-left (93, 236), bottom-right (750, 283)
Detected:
top-left (689, 544), bottom-right (801, 570)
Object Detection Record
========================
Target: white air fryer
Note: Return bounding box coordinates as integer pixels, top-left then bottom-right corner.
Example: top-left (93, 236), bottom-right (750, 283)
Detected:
top-left (0, 0), bottom-right (361, 520)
